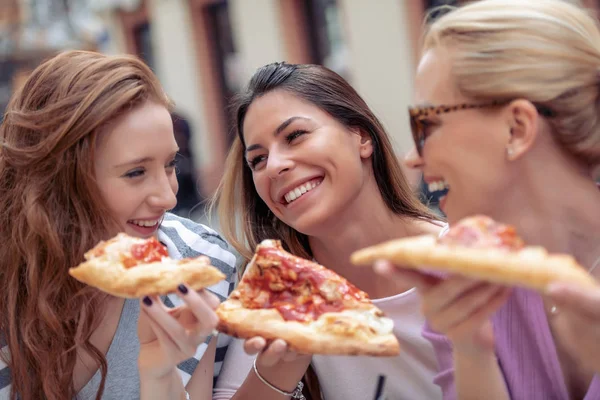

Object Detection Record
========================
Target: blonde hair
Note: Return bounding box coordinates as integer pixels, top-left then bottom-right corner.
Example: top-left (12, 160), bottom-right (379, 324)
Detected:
top-left (423, 0), bottom-right (600, 166)
top-left (212, 62), bottom-right (437, 269)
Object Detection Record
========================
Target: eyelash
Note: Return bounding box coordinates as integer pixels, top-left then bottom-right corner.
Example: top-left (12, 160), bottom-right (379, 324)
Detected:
top-left (418, 119), bottom-right (437, 137)
top-left (123, 157), bottom-right (179, 179)
top-left (247, 129), bottom-right (308, 170)
top-left (285, 129), bottom-right (307, 143)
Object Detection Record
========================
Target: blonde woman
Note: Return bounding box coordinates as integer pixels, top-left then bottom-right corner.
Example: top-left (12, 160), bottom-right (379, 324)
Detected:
top-left (211, 62), bottom-right (444, 400)
top-left (375, 0), bottom-right (600, 399)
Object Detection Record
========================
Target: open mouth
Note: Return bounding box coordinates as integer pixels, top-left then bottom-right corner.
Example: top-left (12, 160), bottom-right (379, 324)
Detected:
top-left (427, 179), bottom-right (449, 197)
top-left (283, 178), bottom-right (323, 205)
top-left (127, 218), bottom-right (162, 229)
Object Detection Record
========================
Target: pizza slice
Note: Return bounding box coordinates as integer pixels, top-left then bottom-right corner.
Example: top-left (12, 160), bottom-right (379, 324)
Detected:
top-left (216, 239), bottom-right (400, 356)
top-left (350, 215), bottom-right (598, 291)
top-left (69, 233), bottom-right (226, 298)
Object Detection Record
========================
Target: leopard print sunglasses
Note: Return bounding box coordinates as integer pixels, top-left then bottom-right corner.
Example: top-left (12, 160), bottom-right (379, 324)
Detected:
top-left (408, 100), bottom-right (554, 156)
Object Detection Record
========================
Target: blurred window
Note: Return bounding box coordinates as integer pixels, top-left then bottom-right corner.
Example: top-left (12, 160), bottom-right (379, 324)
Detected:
top-left (304, 0), bottom-right (349, 78)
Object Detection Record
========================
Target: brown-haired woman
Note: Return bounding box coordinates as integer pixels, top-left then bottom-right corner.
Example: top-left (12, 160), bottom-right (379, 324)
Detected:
top-left (210, 62), bottom-right (443, 400)
top-left (0, 50), bottom-right (237, 399)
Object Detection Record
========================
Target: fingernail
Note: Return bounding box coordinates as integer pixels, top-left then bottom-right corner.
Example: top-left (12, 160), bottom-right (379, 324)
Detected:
top-left (142, 296), bottom-right (152, 306)
top-left (177, 284), bottom-right (189, 295)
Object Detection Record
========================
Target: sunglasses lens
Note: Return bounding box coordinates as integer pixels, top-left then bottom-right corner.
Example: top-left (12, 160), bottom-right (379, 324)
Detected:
top-left (409, 114), bottom-right (423, 156)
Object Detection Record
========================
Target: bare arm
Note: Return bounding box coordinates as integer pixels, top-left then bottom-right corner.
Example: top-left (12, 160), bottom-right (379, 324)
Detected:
top-left (187, 336), bottom-right (217, 400)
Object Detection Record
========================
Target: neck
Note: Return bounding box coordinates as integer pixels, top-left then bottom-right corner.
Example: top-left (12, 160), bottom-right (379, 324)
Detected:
top-left (308, 177), bottom-right (440, 297)
top-left (492, 154), bottom-right (600, 277)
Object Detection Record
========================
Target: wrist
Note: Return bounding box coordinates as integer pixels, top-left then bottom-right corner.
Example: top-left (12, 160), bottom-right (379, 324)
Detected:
top-left (254, 356), bottom-right (311, 394)
top-left (453, 343), bottom-right (496, 363)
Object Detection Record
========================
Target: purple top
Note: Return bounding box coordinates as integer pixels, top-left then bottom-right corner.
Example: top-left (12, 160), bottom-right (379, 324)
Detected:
top-left (423, 288), bottom-right (600, 400)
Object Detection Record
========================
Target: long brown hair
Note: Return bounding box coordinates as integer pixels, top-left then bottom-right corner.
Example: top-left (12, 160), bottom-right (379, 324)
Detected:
top-left (214, 62), bottom-right (437, 267)
top-left (0, 50), bottom-right (171, 400)
top-left (213, 62), bottom-right (437, 400)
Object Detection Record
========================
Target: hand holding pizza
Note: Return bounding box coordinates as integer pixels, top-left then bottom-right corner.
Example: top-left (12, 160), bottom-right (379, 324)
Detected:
top-left (374, 261), bottom-right (510, 353)
top-left (354, 216), bottom-right (599, 353)
top-left (546, 283), bottom-right (600, 373)
top-left (68, 233), bottom-right (228, 380)
top-left (137, 287), bottom-right (220, 380)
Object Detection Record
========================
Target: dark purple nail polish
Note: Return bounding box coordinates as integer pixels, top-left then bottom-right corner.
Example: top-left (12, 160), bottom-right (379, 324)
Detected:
top-left (177, 284), bottom-right (188, 295)
top-left (142, 296), bottom-right (152, 306)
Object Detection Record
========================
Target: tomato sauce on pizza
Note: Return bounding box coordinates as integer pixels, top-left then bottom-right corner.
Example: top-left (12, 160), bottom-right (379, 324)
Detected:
top-left (241, 245), bottom-right (368, 322)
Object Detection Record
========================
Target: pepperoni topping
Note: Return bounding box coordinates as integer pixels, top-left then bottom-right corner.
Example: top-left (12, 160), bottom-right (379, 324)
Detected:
top-left (241, 244), bottom-right (367, 322)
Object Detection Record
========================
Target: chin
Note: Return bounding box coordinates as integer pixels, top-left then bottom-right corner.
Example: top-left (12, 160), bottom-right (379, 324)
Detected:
top-left (284, 213), bottom-right (332, 237)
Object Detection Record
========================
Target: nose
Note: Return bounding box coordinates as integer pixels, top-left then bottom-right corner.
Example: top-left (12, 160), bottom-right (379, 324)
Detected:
top-left (403, 146), bottom-right (424, 170)
top-left (265, 151), bottom-right (294, 179)
top-left (148, 172), bottom-right (178, 211)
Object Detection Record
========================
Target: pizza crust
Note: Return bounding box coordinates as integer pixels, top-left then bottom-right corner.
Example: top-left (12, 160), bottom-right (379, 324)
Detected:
top-left (69, 247), bottom-right (226, 298)
top-left (351, 235), bottom-right (598, 291)
top-left (216, 299), bottom-right (400, 356)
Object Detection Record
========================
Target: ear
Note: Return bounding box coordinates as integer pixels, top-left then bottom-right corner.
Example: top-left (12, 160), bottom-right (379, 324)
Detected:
top-left (505, 100), bottom-right (539, 161)
top-left (354, 128), bottom-right (373, 159)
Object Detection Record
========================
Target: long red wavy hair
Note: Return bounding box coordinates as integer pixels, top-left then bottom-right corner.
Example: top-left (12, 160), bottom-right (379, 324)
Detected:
top-left (0, 50), bottom-right (171, 400)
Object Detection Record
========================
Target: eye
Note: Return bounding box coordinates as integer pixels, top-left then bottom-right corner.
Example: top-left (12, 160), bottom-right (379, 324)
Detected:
top-left (123, 168), bottom-right (145, 179)
top-left (166, 155), bottom-right (180, 173)
top-left (248, 155), bottom-right (267, 171)
top-left (285, 129), bottom-right (307, 144)
top-left (418, 119), bottom-right (437, 138)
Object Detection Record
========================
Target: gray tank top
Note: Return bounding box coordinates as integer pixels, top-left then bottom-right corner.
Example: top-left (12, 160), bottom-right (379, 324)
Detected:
top-left (76, 298), bottom-right (140, 400)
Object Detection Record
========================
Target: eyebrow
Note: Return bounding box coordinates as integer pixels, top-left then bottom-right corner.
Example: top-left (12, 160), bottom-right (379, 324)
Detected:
top-left (245, 116), bottom-right (311, 155)
top-left (114, 150), bottom-right (179, 169)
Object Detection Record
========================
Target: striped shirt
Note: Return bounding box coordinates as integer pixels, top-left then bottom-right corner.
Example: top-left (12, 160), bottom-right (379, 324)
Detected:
top-left (0, 212), bottom-right (237, 399)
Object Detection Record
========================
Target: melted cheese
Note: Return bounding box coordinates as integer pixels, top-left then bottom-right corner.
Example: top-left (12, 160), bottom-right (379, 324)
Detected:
top-left (314, 308), bottom-right (394, 335)
top-left (100, 234), bottom-right (145, 262)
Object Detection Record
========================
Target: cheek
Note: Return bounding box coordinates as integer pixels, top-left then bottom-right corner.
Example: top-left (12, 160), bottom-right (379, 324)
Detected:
top-left (252, 174), bottom-right (273, 207)
top-left (98, 183), bottom-right (127, 218)
top-left (170, 173), bottom-right (179, 195)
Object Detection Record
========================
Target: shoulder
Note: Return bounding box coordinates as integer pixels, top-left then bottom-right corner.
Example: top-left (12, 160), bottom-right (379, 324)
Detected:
top-left (158, 213), bottom-right (237, 296)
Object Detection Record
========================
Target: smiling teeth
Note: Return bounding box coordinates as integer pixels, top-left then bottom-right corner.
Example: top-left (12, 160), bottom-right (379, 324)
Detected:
top-left (428, 180), bottom-right (449, 193)
top-left (284, 180), bottom-right (321, 203)
top-left (130, 219), bottom-right (159, 227)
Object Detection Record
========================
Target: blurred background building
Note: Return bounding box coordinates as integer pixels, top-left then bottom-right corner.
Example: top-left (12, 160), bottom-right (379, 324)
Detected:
top-left (2, 0), bottom-right (599, 219)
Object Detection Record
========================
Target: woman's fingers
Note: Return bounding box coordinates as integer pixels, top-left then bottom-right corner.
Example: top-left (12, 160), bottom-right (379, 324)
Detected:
top-left (421, 277), bottom-right (483, 315)
top-left (244, 337), bottom-right (267, 354)
top-left (172, 284), bottom-right (219, 336)
top-left (242, 337), bottom-right (295, 367)
top-left (140, 296), bottom-right (205, 356)
top-left (257, 339), bottom-right (289, 367)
